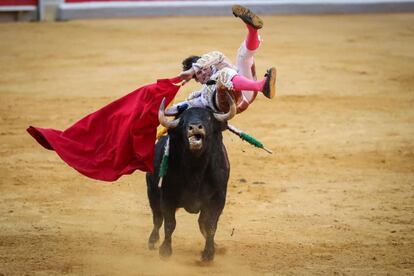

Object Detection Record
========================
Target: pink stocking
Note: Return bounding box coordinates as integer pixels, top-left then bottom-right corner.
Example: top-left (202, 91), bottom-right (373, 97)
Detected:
top-left (232, 74), bottom-right (265, 92)
top-left (245, 24), bottom-right (260, 51)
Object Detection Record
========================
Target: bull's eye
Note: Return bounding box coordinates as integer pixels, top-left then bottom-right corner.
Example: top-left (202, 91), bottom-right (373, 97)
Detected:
top-left (198, 125), bottom-right (203, 129)
top-left (189, 126), bottom-right (193, 131)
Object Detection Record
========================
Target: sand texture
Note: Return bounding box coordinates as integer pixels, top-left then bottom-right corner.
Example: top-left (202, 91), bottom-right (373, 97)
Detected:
top-left (0, 13), bottom-right (413, 275)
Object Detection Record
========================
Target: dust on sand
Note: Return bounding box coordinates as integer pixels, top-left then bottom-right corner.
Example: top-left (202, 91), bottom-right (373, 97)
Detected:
top-left (0, 13), bottom-right (413, 275)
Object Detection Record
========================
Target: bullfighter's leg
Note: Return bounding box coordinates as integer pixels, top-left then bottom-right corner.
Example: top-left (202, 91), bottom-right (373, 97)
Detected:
top-left (159, 203), bottom-right (176, 258)
top-left (234, 3), bottom-right (261, 105)
top-left (232, 5), bottom-right (277, 102)
top-left (198, 194), bottom-right (225, 262)
top-left (216, 67), bottom-right (277, 100)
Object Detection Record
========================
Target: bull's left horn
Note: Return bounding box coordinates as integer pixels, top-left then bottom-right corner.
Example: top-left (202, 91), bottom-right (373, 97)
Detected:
top-left (213, 91), bottom-right (236, 122)
top-left (159, 98), bottom-right (180, 129)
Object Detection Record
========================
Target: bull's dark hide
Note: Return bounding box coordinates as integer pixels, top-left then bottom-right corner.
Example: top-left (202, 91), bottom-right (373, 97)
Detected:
top-left (146, 107), bottom-right (230, 262)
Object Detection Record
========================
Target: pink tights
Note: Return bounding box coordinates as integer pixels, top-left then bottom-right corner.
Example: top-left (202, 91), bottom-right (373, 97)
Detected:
top-left (232, 74), bottom-right (265, 92)
top-left (245, 24), bottom-right (260, 51)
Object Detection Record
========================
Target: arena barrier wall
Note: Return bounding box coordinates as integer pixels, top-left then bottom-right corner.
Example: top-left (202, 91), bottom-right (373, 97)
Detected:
top-left (57, 0), bottom-right (414, 21)
top-left (0, 0), bottom-right (44, 21)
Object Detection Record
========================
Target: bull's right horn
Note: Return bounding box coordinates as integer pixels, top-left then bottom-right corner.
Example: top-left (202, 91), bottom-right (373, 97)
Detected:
top-left (213, 91), bottom-right (236, 122)
top-left (159, 98), bottom-right (180, 129)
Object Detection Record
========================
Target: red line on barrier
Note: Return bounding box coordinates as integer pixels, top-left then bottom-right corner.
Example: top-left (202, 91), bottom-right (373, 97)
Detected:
top-left (0, 0), bottom-right (38, 6)
top-left (65, 0), bottom-right (206, 2)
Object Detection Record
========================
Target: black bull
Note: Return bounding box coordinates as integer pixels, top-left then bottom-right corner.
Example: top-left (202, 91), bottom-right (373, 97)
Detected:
top-left (146, 94), bottom-right (236, 262)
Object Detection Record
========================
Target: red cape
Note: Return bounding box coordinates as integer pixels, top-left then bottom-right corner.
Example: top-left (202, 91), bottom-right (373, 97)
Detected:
top-left (27, 77), bottom-right (181, 181)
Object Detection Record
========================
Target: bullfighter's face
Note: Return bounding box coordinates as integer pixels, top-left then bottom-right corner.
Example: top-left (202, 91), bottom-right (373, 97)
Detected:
top-left (194, 66), bottom-right (212, 84)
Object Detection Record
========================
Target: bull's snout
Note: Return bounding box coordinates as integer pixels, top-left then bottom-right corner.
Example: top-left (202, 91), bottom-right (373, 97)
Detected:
top-left (188, 123), bottom-right (204, 133)
top-left (187, 123), bottom-right (206, 151)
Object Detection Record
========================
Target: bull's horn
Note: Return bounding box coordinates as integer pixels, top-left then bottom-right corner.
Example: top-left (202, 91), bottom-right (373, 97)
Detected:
top-left (213, 91), bottom-right (236, 122)
top-left (159, 98), bottom-right (180, 129)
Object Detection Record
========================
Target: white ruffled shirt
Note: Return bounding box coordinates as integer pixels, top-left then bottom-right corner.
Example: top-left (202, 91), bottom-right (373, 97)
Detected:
top-left (188, 51), bottom-right (239, 111)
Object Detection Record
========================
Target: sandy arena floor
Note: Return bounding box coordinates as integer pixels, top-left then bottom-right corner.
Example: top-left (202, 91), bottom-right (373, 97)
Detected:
top-left (0, 13), bottom-right (413, 275)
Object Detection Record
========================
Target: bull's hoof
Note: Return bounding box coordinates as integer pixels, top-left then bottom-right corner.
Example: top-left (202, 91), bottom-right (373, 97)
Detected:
top-left (159, 242), bottom-right (172, 258)
top-left (201, 249), bottom-right (215, 262)
top-left (148, 242), bottom-right (156, 250)
top-left (148, 231), bottom-right (159, 250)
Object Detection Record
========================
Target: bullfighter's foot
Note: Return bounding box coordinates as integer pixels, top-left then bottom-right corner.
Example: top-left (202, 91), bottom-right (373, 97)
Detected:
top-left (232, 5), bottom-right (263, 29)
top-left (262, 67), bottom-right (277, 99)
top-left (159, 241), bottom-right (172, 258)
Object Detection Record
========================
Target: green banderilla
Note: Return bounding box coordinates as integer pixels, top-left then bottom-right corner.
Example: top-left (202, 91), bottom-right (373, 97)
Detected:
top-left (227, 124), bottom-right (273, 154)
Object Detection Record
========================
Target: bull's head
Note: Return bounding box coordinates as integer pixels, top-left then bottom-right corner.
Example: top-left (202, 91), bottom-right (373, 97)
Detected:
top-left (158, 92), bottom-right (236, 154)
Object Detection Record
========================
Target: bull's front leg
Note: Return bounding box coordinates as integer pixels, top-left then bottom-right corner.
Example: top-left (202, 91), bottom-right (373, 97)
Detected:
top-left (159, 203), bottom-right (176, 258)
top-left (147, 182), bottom-right (163, 250)
top-left (198, 194), bottom-right (225, 262)
top-left (148, 208), bottom-right (163, 250)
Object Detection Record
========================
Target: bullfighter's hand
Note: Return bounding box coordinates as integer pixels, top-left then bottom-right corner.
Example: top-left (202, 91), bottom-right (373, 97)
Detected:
top-left (179, 68), bottom-right (195, 82)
